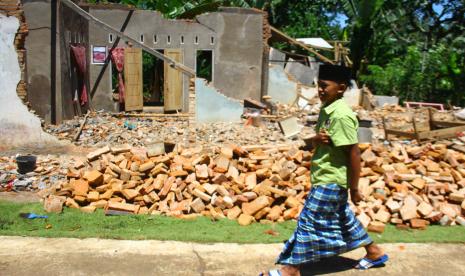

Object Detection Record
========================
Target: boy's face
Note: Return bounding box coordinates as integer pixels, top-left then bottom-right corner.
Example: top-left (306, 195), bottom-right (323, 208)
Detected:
top-left (317, 79), bottom-right (347, 105)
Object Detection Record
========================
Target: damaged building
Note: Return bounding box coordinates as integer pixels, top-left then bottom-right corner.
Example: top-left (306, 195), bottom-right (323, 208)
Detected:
top-left (2, 0), bottom-right (339, 130)
top-left (19, 1), bottom-right (272, 123)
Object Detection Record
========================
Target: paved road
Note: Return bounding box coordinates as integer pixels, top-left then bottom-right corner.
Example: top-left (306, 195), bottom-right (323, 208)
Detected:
top-left (0, 236), bottom-right (464, 276)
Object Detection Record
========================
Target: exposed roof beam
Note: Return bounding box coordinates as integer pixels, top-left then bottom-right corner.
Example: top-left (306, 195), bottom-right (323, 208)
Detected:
top-left (270, 26), bottom-right (334, 65)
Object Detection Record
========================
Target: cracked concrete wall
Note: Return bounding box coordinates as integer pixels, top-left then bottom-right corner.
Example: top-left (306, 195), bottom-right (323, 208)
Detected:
top-left (284, 59), bottom-right (318, 87)
top-left (88, 7), bottom-right (216, 112)
top-left (23, 4), bottom-right (266, 115)
top-left (23, 0), bottom-right (54, 122)
top-left (197, 8), bottom-right (265, 101)
top-left (90, 7), bottom-right (265, 110)
top-left (269, 47), bottom-right (285, 68)
top-left (0, 14), bottom-right (58, 148)
top-left (267, 64), bottom-right (298, 105)
top-left (195, 78), bottom-right (242, 123)
top-left (374, 95), bottom-right (399, 107)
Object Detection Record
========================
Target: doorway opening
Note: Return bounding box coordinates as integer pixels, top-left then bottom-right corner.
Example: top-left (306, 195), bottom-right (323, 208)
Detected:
top-left (143, 49), bottom-right (164, 106)
top-left (196, 50), bottom-right (213, 83)
top-left (110, 48), bottom-right (187, 112)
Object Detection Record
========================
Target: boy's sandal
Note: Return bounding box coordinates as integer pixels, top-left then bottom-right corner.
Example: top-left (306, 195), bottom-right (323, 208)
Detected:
top-left (355, 254), bottom-right (389, 270)
top-left (259, 269), bottom-right (282, 276)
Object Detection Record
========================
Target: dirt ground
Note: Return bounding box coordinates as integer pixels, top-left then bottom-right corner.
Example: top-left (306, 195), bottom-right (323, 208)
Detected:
top-left (0, 236), bottom-right (464, 276)
top-left (0, 191), bottom-right (40, 203)
top-left (0, 143), bottom-right (89, 157)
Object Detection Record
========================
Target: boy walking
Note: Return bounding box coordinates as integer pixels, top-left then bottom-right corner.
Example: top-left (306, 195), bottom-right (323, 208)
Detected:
top-left (262, 65), bottom-right (388, 276)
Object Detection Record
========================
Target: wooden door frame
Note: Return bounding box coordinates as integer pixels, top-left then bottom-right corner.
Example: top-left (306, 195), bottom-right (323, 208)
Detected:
top-left (163, 48), bottom-right (184, 112)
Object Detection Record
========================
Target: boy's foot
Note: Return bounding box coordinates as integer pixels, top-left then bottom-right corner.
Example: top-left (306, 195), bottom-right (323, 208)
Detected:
top-left (365, 243), bottom-right (385, 260)
top-left (260, 266), bottom-right (300, 276)
top-left (355, 254), bottom-right (389, 270)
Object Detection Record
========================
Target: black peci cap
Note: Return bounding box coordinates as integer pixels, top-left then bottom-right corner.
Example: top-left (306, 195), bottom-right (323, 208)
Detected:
top-left (318, 64), bottom-right (352, 84)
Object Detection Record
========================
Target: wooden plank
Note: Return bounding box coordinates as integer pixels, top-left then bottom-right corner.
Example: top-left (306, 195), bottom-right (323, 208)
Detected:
top-left (164, 49), bottom-right (183, 111)
top-left (451, 144), bottom-right (465, 154)
top-left (432, 120), bottom-right (465, 128)
top-left (112, 113), bottom-right (189, 118)
top-left (124, 48), bottom-right (143, 111)
top-left (417, 125), bottom-right (465, 140)
top-left (60, 0), bottom-right (195, 77)
top-left (73, 110), bottom-right (90, 141)
top-left (385, 129), bottom-right (417, 138)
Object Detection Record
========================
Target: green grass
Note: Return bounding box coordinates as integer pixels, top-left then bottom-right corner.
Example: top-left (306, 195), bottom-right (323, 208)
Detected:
top-left (1, 201), bottom-right (464, 243)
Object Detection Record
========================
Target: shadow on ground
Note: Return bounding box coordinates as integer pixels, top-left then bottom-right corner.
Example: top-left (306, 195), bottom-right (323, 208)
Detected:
top-left (300, 256), bottom-right (385, 275)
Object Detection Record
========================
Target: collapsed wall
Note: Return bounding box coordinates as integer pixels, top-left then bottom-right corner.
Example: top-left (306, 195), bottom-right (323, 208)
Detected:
top-left (0, 14), bottom-right (59, 148)
top-left (195, 78), bottom-right (243, 123)
top-left (0, 0), bottom-right (28, 102)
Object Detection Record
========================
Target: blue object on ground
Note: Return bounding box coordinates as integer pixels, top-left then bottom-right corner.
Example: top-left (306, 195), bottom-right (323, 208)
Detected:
top-left (19, 213), bottom-right (48, 219)
top-left (124, 121), bottom-right (136, 130)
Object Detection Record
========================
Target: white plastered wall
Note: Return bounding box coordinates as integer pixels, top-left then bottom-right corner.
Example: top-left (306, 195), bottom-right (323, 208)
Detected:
top-left (0, 14), bottom-right (59, 148)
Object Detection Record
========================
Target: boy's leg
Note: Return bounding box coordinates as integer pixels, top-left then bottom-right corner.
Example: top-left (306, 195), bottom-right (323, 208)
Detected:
top-left (281, 265), bottom-right (300, 276)
top-left (365, 242), bottom-right (384, 260)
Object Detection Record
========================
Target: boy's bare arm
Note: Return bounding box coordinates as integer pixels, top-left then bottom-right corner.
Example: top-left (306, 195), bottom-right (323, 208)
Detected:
top-left (347, 143), bottom-right (363, 203)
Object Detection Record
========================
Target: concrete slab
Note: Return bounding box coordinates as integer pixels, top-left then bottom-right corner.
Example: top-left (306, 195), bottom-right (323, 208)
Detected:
top-left (279, 116), bottom-right (303, 138)
top-left (195, 78), bottom-right (243, 123)
top-left (343, 82), bottom-right (362, 108)
top-left (0, 236), bottom-right (464, 276)
top-left (298, 86), bottom-right (319, 110)
top-left (358, 127), bottom-right (373, 144)
top-left (269, 48), bottom-right (286, 68)
top-left (284, 59), bottom-right (317, 86)
top-left (267, 64), bottom-right (298, 105)
top-left (374, 95), bottom-right (400, 107)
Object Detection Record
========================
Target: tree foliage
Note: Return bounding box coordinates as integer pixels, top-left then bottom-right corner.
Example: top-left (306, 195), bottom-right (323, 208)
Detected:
top-left (357, 0), bottom-right (465, 105)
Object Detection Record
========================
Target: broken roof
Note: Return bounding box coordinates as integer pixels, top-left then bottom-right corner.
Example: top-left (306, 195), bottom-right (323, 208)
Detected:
top-left (269, 26), bottom-right (334, 64)
top-left (296, 38), bottom-right (333, 50)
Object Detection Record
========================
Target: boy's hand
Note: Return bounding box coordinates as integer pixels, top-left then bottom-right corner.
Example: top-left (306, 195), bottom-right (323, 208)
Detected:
top-left (314, 129), bottom-right (331, 145)
top-left (350, 189), bottom-right (363, 204)
top-left (302, 130), bottom-right (332, 149)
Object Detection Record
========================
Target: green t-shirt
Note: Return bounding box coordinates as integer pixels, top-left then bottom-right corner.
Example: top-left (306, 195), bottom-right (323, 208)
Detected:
top-left (310, 98), bottom-right (358, 189)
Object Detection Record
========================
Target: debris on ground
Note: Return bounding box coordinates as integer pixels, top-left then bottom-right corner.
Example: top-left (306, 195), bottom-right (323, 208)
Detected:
top-left (0, 155), bottom-right (75, 192)
top-left (41, 141), bottom-right (465, 230)
top-left (5, 96), bottom-right (465, 230)
top-left (43, 111), bottom-right (312, 148)
top-left (43, 144), bottom-right (312, 225)
top-left (355, 141), bottom-right (465, 231)
top-left (19, 213), bottom-right (48, 219)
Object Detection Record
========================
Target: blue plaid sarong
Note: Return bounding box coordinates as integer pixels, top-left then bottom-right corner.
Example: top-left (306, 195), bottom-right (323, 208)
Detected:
top-left (276, 183), bottom-right (372, 265)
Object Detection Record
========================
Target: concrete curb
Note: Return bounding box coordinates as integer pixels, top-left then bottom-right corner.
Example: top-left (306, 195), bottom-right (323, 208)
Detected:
top-left (0, 236), bottom-right (464, 275)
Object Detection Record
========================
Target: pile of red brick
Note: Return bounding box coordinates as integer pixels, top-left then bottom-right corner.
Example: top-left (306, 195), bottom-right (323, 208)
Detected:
top-left (45, 144), bottom-right (311, 226)
top-left (44, 141), bottom-right (465, 230)
top-left (355, 142), bottom-right (465, 232)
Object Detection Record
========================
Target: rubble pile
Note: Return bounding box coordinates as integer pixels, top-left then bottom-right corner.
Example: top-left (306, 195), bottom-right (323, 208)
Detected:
top-left (43, 142), bottom-right (465, 230)
top-left (0, 155), bottom-right (69, 192)
top-left (355, 142), bottom-right (465, 231)
top-left (358, 105), bottom-right (458, 132)
top-left (44, 111), bottom-right (299, 148)
top-left (44, 112), bottom-right (190, 147)
top-left (44, 144), bottom-right (312, 225)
